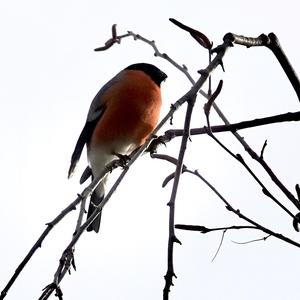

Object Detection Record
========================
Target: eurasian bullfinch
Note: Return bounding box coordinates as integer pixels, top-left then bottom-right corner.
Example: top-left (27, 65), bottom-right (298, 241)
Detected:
top-left (68, 63), bottom-right (167, 232)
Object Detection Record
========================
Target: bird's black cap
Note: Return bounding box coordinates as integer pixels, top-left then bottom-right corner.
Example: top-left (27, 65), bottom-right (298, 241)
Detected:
top-left (125, 63), bottom-right (167, 87)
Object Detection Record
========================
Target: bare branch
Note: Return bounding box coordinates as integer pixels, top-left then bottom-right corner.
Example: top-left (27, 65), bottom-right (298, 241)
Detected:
top-left (38, 49), bottom-right (230, 298)
top-left (1, 157), bottom-right (125, 300)
top-left (94, 23), bottom-right (300, 216)
top-left (127, 31), bottom-right (195, 83)
top-left (223, 32), bottom-right (300, 101)
top-left (157, 110), bottom-right (300, 146)
top-left (0, 195), bottom-right (82, 300)
top-left (163, 93), bottom-right (195, 300)
top-left (172, 165), bottom-right (300, 250)
top-left (192, 169), bottom-right (300, 249)
top-left (204, 93), bottom-right (298, 221)
top-left (94, 25), bottom-right (195, 84)
top-left (175, 224), bottom-right (258, 233)
top-left (163, 36), bottom-right (234, 299)
top-left (4, 21), bottom-right (300, 300)
top-left (241, 145), bottom-right (300, 211)
top-left (223, 32), bottom-right (268, 47)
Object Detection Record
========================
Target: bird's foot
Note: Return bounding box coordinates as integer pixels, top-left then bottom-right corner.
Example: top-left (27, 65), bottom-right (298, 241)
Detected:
top-left (147, 135), bottom-right (166, 154)
top-left (113, 152), bottom-right (131, 168)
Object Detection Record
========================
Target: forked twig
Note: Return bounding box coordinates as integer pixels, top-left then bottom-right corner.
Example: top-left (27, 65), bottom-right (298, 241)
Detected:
top-left (153, 155), bottom-right (300, 249)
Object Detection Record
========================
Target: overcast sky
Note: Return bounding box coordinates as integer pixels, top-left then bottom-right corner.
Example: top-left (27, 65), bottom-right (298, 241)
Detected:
top-left (0, 1), bottom-right (300, 300)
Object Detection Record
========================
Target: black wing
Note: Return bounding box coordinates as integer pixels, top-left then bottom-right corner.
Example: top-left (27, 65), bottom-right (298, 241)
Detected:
top-left (68, 108), bottom-right (104, 178)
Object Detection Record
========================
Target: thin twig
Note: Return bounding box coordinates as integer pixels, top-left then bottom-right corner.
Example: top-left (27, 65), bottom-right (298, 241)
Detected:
top-left (260, 140), bottom-right (268, 159)
top-left (232, 234), bottom-right (271, 245)
top-left (150, 153), bottom-right (188, 187)
top-left (127, 31), bottom-right (196, 84)
top-left (211, 229), bottom-right (227, 262)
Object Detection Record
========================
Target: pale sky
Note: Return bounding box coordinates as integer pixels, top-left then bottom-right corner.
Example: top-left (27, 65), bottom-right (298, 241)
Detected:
top-left (0, 1), bottom-right (300, 300)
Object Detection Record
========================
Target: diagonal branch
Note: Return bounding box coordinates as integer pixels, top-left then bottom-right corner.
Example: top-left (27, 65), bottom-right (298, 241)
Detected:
top-left (192, 169), bottom-right (300, 249)
top-left (171, 20), bottom-right (300, 213)
top-left (0, 158), bottom-right (121, 300)
top-left (39, 46), bottom-right (228, 299)
top-left (155, 154), bottom-right (300, 250)
top-left (203, 92), bottom-right (297, 221)
top-left (96, 22), bottom-right (300, 216)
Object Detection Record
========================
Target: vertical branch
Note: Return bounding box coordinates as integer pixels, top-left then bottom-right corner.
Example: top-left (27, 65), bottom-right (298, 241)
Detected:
top-left (163, 93), bottom-right (197, 300)
top-left (163, 38), bottom-right (231, 299)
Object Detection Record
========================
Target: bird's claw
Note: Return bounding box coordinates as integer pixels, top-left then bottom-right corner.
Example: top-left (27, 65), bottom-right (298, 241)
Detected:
top-left (113, 152), bottom-right (131, 168)
top-left (147, 135), bottom-right (166, 153)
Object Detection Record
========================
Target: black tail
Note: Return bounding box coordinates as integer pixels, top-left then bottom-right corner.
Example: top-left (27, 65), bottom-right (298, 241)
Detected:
top-left (87, 192), bottom-right (103, 233)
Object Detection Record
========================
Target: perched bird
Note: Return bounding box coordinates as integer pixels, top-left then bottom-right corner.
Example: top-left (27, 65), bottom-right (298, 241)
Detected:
top-left (68, 63), bottom-right (167, 233)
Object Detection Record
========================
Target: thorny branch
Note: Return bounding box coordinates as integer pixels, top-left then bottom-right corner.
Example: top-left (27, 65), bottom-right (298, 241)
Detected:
top-left (163, 94), bottom-right (196, 299)
top-left (38, 27), bottom-right (225, 298)
top-left (0, 158), bottom-right (123, 300)
top-left (2, 19), bottom-right (300, 300)
top-left (37, 102), bottom-right (188, 299)
top-left (163, 36), bottom-right (233, 300)
top-left (172, 19), bottom-right (300, 227)
top-left (213, 31), bottom-right (300, 213)
top-left (154, 153), bottom-right (300, 249)
top-left (96, 22), bottom-right (300, 220)
top-left (77, 22), bottom-right (300, 300)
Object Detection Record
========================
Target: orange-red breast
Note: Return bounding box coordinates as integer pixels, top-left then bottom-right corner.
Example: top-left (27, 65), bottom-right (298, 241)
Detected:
top-left (68, 63), bottom-right (167, 232)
